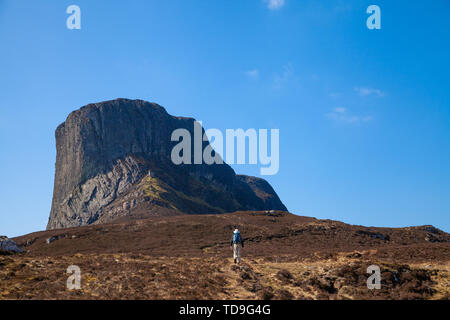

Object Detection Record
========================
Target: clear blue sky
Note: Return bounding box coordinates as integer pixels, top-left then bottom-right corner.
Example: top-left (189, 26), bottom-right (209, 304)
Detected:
top-left (1, 0), bottom-right (449, 237)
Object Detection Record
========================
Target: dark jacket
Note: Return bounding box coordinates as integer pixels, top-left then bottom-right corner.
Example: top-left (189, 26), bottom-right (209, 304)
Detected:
top-left (230, 234), bottom-right (244, 247)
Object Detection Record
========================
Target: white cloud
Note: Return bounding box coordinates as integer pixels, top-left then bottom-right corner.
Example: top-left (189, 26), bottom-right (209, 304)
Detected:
top-left (265, 0), bottom-right (285, 10)
top-left (273, 63), bottom-right (294, 88)
top-left (245, 69), bottom-right (259, 79)
top-left (333, 2), bottom-right (352, 13)
top-left (326, 107), bottom-right (373, 124)
top-left (329, 92), bottom-right (342, 99)
top-left (354, 87), bottom-right (385, 97)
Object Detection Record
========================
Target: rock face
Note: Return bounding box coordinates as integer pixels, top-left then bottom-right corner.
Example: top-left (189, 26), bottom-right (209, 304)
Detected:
top-left (0, 236), bottom-right (24, 254)
top-left (48, 99), bottom-right (287, 229)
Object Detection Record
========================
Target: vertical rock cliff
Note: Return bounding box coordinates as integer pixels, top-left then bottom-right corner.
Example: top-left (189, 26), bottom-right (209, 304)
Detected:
top-left (48, 99), bottom-right (287, 229)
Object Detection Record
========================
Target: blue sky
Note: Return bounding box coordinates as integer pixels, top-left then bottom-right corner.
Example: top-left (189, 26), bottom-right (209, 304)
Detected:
top-left (0, 0), bottom-right (449, 236)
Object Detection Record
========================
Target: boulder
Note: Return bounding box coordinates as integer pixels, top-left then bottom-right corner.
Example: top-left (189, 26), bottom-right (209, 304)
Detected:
top-left (0, 236), bottom-right (24, 254)
top-left (46, 235), bottom-right (66, 244)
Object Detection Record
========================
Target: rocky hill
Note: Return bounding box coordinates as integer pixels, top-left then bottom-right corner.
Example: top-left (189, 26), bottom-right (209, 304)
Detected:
top-left (20, 211), bottom-right (450, 258)
top-left (4, 211), bottom-right (450, 300)
top-left (48, 99), bottom-right (286, 229)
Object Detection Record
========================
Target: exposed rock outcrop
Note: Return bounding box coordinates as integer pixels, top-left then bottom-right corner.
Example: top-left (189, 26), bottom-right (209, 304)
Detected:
top-left (0, 236), bottom-right (24, 254)
top-left (48, 99), bottom-right (287, 229)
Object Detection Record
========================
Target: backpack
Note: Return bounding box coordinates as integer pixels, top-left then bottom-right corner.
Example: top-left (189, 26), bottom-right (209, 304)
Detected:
top-left (233, 232), bottom-right (242, 244)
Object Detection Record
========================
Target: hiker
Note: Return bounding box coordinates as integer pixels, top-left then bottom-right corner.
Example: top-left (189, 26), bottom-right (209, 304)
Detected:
top-left (230, 229), bottom-right (244, 264)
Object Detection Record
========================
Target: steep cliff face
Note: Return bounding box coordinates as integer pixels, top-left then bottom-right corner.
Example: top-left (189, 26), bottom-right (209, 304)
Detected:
top-left (47, 99), bottom-right (287, 230)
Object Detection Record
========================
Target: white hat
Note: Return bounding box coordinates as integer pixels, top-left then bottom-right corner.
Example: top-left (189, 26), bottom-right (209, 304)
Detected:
top-left (234, 229), bottom-right (239, 233)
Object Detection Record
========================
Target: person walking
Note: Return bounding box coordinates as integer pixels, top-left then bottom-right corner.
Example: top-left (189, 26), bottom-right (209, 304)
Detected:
top-left (230, 228), bottom-right (244, 264)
